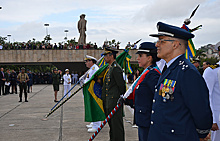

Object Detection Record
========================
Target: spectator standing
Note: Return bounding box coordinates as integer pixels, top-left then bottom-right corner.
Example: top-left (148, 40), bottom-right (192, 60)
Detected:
top-left (0, 68), bottom-right (6, 95)
top-left (10, 69), bottom-right (17, 94)
top-left (94, 43), bottom-right (97, 49)
top-left (54, 43), bottom-right (57, 49)
top-left (27, 70), bottom-right (33, 93)
top-left (5, 69), bottom-right (10, 94)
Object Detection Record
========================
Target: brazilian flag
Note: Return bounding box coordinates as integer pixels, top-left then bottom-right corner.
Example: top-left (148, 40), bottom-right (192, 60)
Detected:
top-left (83, 49), bottom-right (130, 122)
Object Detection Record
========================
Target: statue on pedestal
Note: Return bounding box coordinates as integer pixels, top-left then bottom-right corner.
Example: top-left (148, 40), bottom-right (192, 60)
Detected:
top-left (78, 14), bottom-right (87, 45)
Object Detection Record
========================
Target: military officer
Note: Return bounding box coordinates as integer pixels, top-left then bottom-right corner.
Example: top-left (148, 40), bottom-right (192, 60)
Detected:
top-left (83, 55), bottom-right (102, 133)
top-left (52, 68), bottom-right (61, 102)
top-left (123, 42), bottom-right (161, 141)
top-left (63, 69), bottom-right (71, 98)
top-left (147, 22), bottom-right (212, 141)
top-left (203, 46), bottom-right (220, 141)
top-left (102, 47), bottom-right (126, 141)
top-left (17, 67), bottom-right (29, 102)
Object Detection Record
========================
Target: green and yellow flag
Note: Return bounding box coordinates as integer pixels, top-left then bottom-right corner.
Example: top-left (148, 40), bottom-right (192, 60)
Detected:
top-left (83, 49), bottom-right (130, 122)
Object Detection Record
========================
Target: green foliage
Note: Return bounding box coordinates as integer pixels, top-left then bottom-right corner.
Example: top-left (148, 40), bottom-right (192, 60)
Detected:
top-left (0, 65), bottom-right (56, 73)
top-left (67, 38), bottom-right (78, 45)
top-left (199, 57), bottom-right (219, 65)
top-left (44, 35), bottom-right (52, 43)
top-left (194, 49), bottom-right (206, 59)
top-left (0, 36), bottom-right (7, 45)
top-left (107, 39), bottom-right (121, 47)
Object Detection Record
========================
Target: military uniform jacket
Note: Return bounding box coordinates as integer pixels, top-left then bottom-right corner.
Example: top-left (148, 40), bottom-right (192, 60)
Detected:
top-left (101, 61), bottom-right (126, 110)
top-left (148, 54), bottom-right (212, 141)
top-left (52, 73), bottom-right (61, 85)
top-left (203, 64), bottom-right (220, 124)
top-left (84, 64), bottom-right (99, 84)
top-left (63, 74), bottom-right (71, 85)
top-left (134, 64), bottom-right (160, 128)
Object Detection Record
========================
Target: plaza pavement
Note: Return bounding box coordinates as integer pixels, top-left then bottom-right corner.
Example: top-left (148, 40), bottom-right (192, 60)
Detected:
top-left (0, 84), bottom-right (138, 141)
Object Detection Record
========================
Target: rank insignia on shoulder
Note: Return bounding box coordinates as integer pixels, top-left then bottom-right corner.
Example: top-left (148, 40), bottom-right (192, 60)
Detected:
top-left (159, 79), bottom-right (176, 102)
top-left (210, 64), bottom-right (219, 69)
top-left (87, 74), bottom-right (89, 78)
top-left (92, 67), bottom-right (95, 70)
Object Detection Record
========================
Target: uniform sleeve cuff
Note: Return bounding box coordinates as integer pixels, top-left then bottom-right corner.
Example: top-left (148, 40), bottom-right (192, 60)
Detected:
top-left (196, 129), bottom-right (210, 138)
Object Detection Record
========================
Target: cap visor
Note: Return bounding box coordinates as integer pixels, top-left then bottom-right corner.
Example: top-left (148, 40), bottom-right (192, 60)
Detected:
top-left (136, 51), bottom-right (146, 54)
top-left (149, 33), bottom-right (169, 37)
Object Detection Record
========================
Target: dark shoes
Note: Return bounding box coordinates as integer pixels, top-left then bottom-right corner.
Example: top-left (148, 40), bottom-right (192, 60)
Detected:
top-left (54, 100), bottom-right (59, 102)
top-left (19, 100), bottom-right (22, 102)
top-left (25, 100), bottom-right (28, 102)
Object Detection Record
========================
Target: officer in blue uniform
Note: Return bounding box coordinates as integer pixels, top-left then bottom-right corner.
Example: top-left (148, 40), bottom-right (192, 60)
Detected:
top-left (124, 42), bottom-right (161, 141)
top-left (147, 22), bottom-right (212, 141)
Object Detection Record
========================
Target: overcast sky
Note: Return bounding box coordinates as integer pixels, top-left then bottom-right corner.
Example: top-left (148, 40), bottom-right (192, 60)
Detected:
top-left (0, 0), bottom-right (219, 48)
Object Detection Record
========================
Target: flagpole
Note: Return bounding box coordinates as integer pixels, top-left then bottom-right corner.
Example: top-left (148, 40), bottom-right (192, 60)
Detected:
top-left (88, 103), bottom-right (121, 141)
top-left (45, 83), bottom-right (86, 118)
top-left (50, 81), bottom-right (80, 111)
top-left (88, 79), bottom-right (136, 141)
top-left (50, 56), bottom-right (104, 111)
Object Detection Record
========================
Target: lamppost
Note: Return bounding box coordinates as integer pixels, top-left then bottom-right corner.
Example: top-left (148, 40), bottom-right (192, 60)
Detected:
top-left (44, 24), bottom-right (49, 36)
top-left (7, 34), bottom-right (11, 43)
top-left (64, 30), bottom-right (68, 42)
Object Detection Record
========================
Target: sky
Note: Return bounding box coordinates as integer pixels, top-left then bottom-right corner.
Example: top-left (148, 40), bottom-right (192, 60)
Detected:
top-left (0, 0), bottom-right (219, 48)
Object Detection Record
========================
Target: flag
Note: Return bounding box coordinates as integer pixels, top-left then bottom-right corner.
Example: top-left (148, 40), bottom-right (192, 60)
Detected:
top-left (126, 55), bottom-right (133, 74)
top-left (83, 65), bottom-right (108, 122)
top-left (83, 49), bottom-right (131, 122)
top-left (98, 55), bottom-right (106, 67)
top-left (181, 24), bottom-right (196, 59)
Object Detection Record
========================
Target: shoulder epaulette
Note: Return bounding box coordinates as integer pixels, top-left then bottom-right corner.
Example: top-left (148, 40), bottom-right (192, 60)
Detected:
top-left (179, 60), bottom-right (189, 71)
top-left (210, 64), bottom-right (219, 69)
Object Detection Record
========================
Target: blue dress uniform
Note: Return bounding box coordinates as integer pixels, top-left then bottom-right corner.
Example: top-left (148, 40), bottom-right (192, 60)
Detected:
top-left (147, 22), bottom-right (213, 141)
top-left (134, 65), bottom-right (160, 141)
top-left (125, 42), bottom-right (161, 141)
top-left (148, 54), bottom-right (213, 141)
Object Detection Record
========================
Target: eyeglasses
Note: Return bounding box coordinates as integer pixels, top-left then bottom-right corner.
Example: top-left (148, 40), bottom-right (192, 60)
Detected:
top-left (156, 39), bottom-right (181, 45)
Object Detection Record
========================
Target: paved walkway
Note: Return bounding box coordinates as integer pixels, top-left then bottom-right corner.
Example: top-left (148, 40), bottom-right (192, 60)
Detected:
top-left (0, 84), bottom-right (138, 141)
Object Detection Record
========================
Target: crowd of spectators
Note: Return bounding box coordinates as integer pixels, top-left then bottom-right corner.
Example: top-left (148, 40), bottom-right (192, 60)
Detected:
top-left (0, 42), bottom-right (101, 50)
top-left (0, 40), bottom-right (139, 50)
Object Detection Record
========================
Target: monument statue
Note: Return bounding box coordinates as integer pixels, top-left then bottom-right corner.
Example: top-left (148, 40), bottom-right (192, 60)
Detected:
top-left (78, 14), bottom-right (87, 45)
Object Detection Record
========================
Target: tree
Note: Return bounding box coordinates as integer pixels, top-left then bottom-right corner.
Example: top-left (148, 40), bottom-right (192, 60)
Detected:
top-left (194, 49), bottom-right (206, 59)
top-left (0, 36), bottom-right (7, 45)
top-left (44, 35), bottom-right (52, 43)
top-left (67, 38), bottom-right (78, 46)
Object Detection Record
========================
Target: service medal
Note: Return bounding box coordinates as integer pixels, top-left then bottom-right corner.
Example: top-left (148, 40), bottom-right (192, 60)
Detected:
top-left (169, 88), bottom-right (173, 94)
top-left (166, 94), bottom-right (170, 100)
top-left (165, 88), bottom-right (169, 93)
top-left (162, 87), bottom-right (165, 93)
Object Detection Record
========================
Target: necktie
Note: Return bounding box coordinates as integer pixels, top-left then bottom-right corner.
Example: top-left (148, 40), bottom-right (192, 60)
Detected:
top-left (162, 64), bottom-right (167, 74)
